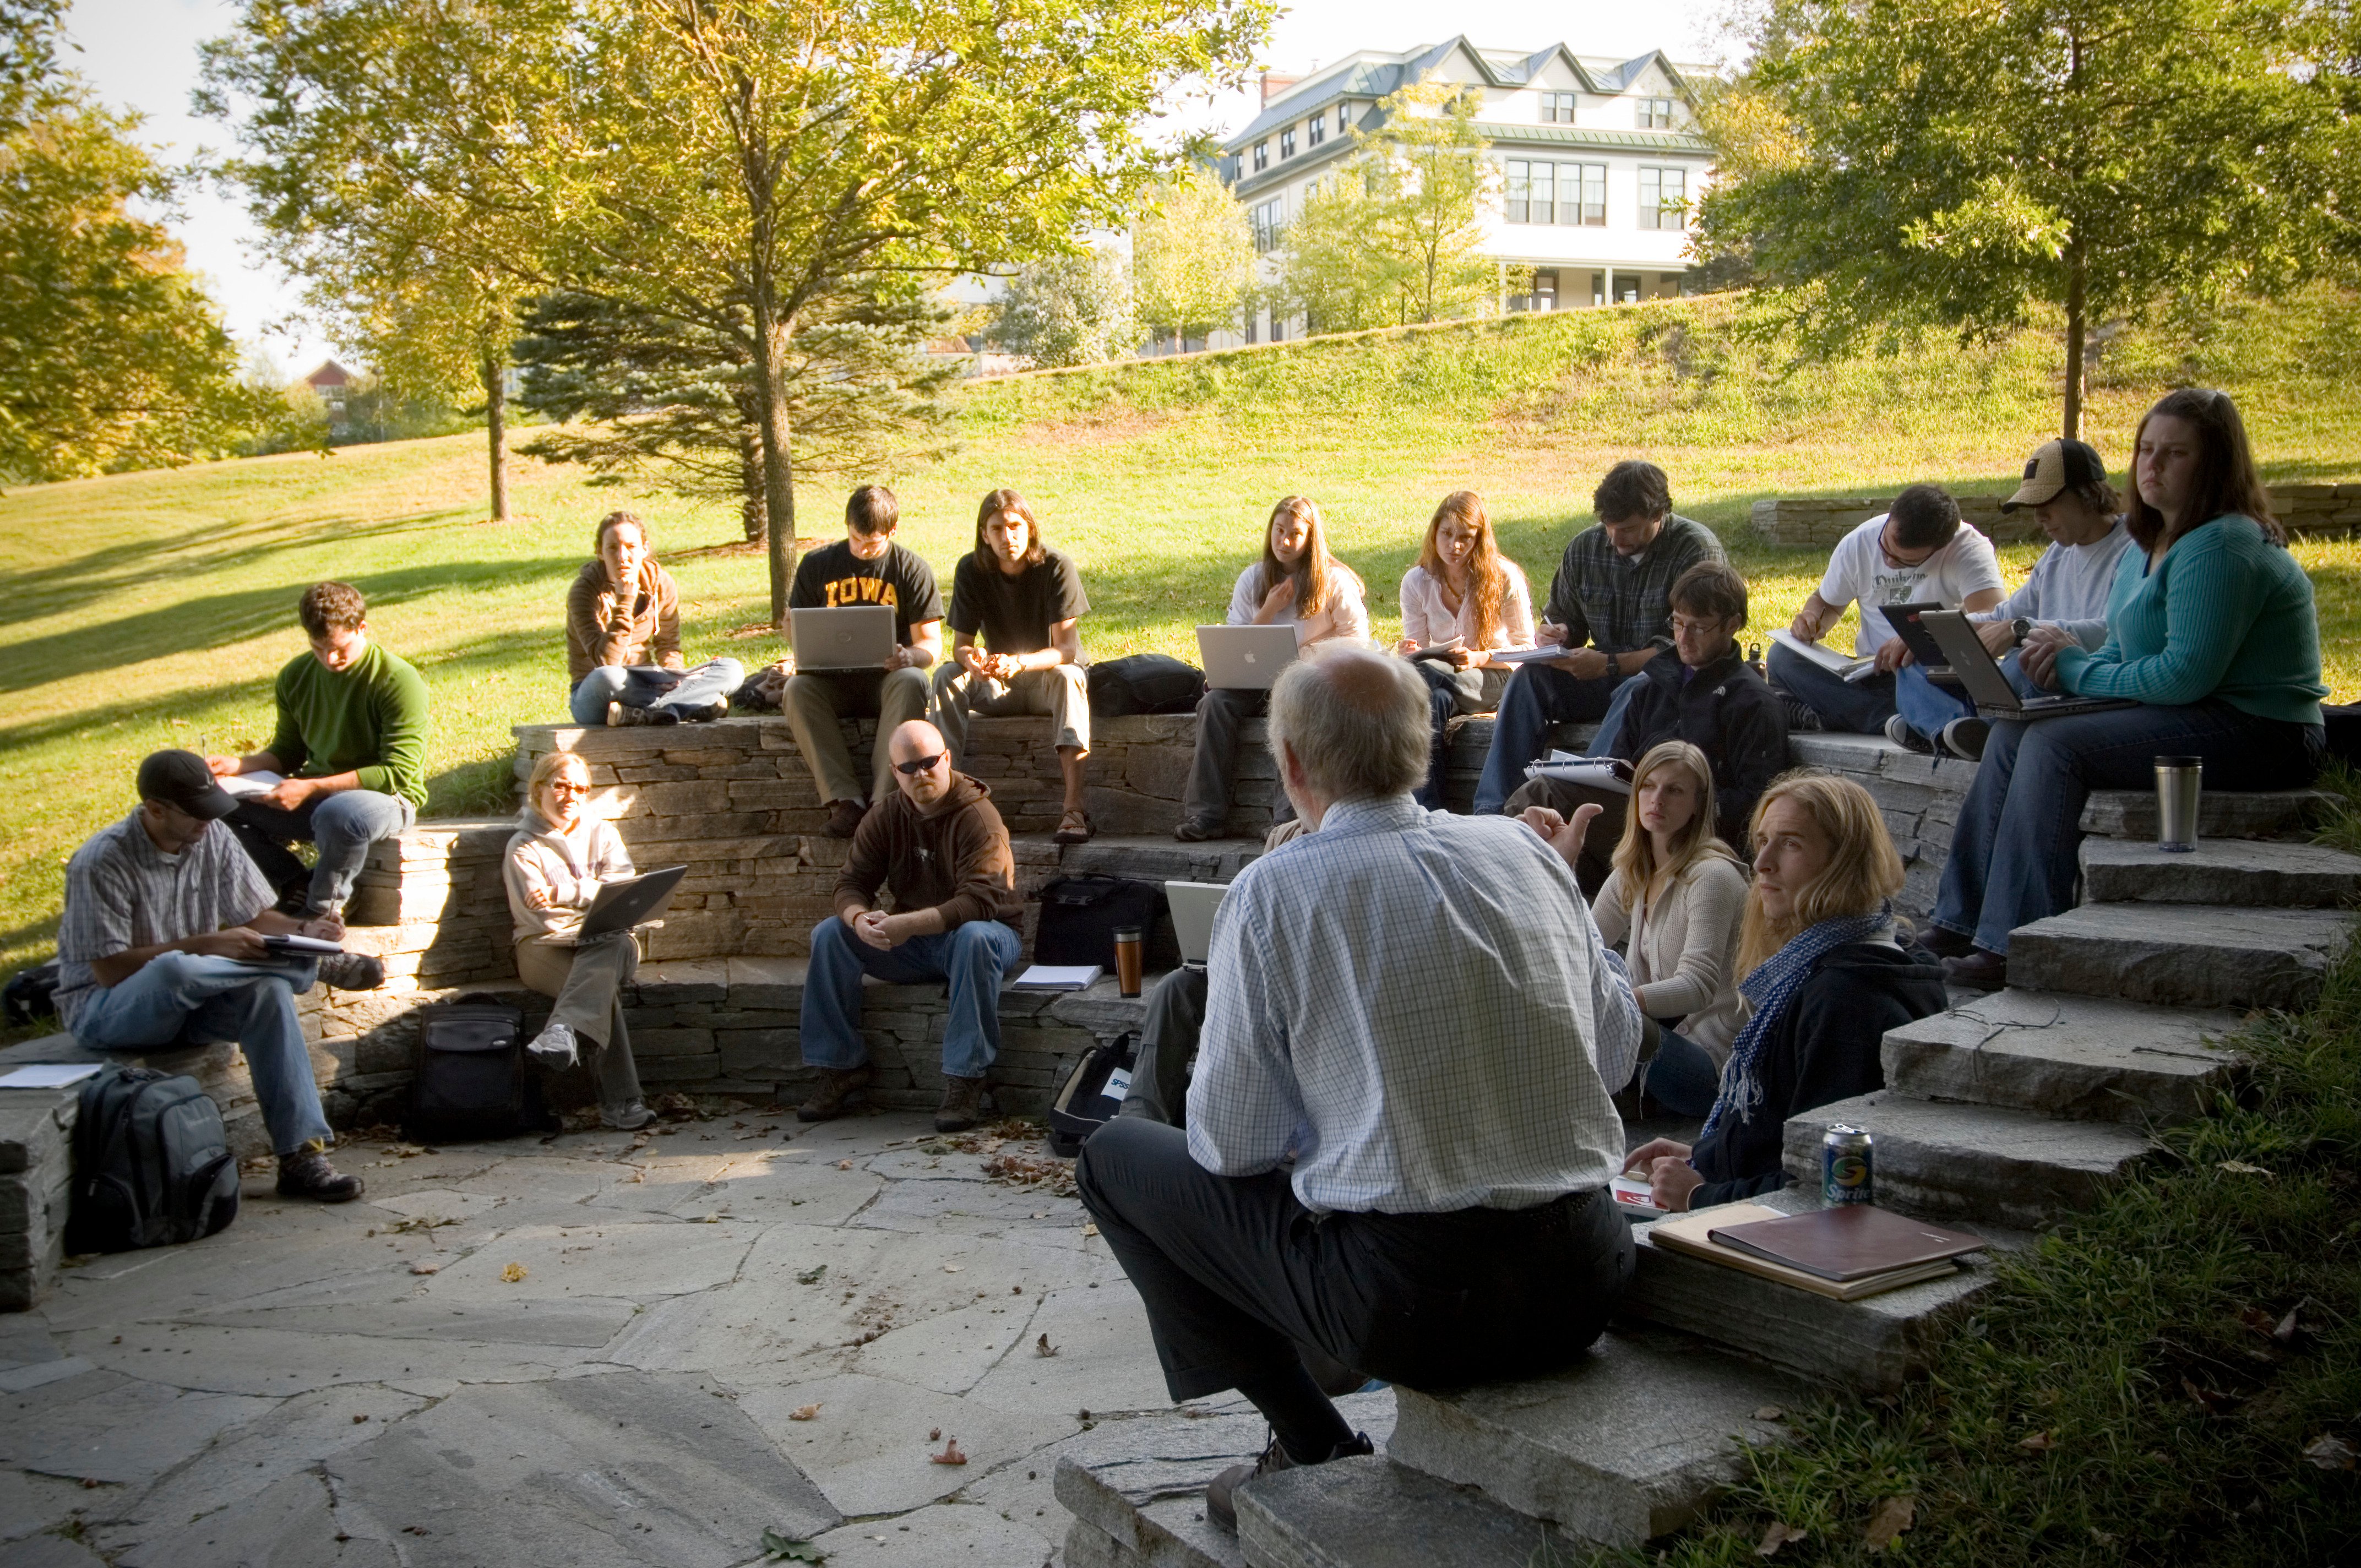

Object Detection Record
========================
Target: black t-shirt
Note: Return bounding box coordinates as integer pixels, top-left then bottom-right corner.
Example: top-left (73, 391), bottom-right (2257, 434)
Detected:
top-left (948, 550), bottom-right (1090, 655)
top-left (790, 540), bottom-right (945, 645)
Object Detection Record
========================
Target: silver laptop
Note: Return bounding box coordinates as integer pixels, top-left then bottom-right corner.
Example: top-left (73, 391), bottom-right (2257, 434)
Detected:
top-left (1916, 611), bottom-right (2134, 720)
top-left (790, 606), bottom-right (897, 671)
top-left (1165, 881), bottom-right (1230, 968)
top-left (573, 864), bottom-right (688, 940)
top-left (1196, 624), bottom-right (1299, 690)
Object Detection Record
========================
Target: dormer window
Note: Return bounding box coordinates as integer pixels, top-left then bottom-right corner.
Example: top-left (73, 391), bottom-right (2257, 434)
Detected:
top-left (1541, 91), bottom-right (1577, 124)
top-left (1639, 95), bottom-right (1674, 129)
top-left (1254, 140), bottom-right (1269, 172)
top-left (1281, 126), bottom-right (1297, 159)
top-left (1308, 112), bottom-right (1325, 148)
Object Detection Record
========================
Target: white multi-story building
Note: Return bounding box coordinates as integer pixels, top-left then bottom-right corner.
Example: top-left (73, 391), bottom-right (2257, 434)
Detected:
top-left (1217, 39), bottom-right (1717, 344)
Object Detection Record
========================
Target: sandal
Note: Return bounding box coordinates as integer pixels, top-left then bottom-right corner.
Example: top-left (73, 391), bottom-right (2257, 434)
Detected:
top-left (1054, 808), bottom-right (1095, 845)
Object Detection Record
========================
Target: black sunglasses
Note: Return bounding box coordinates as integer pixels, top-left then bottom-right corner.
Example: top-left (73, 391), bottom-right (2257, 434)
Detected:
top-left (895, 753), bottom-right (946, 776)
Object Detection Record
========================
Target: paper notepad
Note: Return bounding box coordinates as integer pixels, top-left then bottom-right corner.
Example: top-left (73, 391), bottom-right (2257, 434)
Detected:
top-left (1770, 631), bottom-right (1878, 684)
top-left (0, 1064), bottom-right (103, 1090)
top-left (1524, 755), bottom-right (1635, 795)
top-left (215, 770), bottom-right (285, 798)
top-left (1010, 965), bottom-right (1102, 991)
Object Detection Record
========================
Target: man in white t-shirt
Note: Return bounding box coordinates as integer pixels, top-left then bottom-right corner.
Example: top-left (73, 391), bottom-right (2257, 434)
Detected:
top-left (1770, 484), bottom-right (2006, 742)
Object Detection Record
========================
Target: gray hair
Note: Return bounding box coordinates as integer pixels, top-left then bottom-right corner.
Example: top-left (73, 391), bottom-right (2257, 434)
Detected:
top-left (1266, 645), bottom-right (1430, 802)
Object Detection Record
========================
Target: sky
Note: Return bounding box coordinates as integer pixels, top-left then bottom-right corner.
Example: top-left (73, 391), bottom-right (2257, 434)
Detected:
top-left (64, 0), bottom-right (1732, 378)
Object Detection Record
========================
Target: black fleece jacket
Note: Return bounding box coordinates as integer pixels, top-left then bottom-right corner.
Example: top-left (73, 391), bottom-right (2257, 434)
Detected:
top-left (1610, 647), bottom-right (1788, 853)
top-left (1688, 941), bottom-right (1948, 1210)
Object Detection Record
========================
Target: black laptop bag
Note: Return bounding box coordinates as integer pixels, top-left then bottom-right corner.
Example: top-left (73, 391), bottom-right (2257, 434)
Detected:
top-left (403, 994), bottom-right (545, 1143)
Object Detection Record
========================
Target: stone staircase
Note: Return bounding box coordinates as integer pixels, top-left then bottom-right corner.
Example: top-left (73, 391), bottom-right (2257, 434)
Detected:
top-left (1056, 786), bottom-right (2359, 1567)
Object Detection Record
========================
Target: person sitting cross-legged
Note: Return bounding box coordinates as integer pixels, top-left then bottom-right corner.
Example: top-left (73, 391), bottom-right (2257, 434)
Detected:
top-left (566, 510), bottom-right (745, 727)
top-left (56, 750), bottom-right (383, 1202)
top-left (1394, 490), bottom-right (1535, 809)
top-left (1077, 645), bottom-right (1640, 1534)
top-left (503, 750), bottom-right (655, 1133)
top-left (797, 720), bottom-right (1025, 1134)
top-left (1620, 771), bottom-right (1946, 1214)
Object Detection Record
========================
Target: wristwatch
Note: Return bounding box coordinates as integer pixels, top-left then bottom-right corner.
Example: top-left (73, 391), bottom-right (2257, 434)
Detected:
top-left (2010, 617), bottom-right (2033, 646)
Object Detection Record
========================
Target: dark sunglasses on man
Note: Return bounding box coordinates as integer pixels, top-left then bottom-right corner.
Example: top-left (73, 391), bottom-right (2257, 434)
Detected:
top-left (895, 753), bottom-right (946, 776)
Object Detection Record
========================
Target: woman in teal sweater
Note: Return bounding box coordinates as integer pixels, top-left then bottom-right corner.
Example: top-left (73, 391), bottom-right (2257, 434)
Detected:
top-left (1930, 389), bottom-right (2328, 988)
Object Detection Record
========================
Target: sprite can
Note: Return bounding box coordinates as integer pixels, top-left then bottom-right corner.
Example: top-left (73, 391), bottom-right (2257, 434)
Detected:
top-left (1821, 1124), bottom-right (1874, 1205)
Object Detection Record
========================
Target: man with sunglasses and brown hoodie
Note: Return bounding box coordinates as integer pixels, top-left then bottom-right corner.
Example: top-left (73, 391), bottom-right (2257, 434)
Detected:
top-left (796, 720), bottom-right (1024, 1133)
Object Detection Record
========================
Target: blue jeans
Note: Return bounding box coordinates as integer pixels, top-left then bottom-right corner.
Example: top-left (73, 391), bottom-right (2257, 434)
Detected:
top-left (1766, 642), bottom-right (1895, 735)
top-left (1641, 1025), bottom-right (1723, 1119)
top-left (70, 952), bottom-right (331, 1155)
top-left (568, 658), bottom-right (746, 725)
top-left (1892, 653), bottom-right (2042, 740)
top-left (226, 791), bottom-right (415, 914)
top-left (1933, 700), bottom-right (2325, 954)
top-left (1588, 674), bottom-right (1645, 759)
top-left (800, 917), bottom-right (1024, 1080)
top-left (1472, 660), bottom-right (1629, 815)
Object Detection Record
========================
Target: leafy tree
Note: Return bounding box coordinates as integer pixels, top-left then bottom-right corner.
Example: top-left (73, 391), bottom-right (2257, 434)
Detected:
top-left (0, 0), bottom-right (255, 483)
top-left (1131, 167), bottom-right (1253, 347)
top-left (1695, 0), bottom-right (2361, 438)
top-left (989, 249), bottom-right (1138, 367)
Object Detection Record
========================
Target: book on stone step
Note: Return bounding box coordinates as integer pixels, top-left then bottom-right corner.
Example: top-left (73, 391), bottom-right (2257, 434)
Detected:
top-left (1645, 1203), bottom-right (1973, 1300)
top-left (1706, 1205), bottom-right (1988, 1282)
top-left (1769, 631), bottom-right (1879, 684)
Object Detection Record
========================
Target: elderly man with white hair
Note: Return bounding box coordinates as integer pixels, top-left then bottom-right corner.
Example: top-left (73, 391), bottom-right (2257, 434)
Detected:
top-left (1076, 644), bottom-right (1641, 1533)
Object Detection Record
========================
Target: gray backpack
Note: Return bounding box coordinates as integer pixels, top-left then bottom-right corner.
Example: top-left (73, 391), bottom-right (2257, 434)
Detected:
top-left (65, 1065), bottom-right (240, 1253)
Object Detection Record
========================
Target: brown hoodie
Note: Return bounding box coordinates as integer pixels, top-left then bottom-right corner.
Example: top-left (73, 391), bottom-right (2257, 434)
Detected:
top-left (566, 558), bottom-right (682, 680)
top-left (833, 773), bottom-right (1021, 930)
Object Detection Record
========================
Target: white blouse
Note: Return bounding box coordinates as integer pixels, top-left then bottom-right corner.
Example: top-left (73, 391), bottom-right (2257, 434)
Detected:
top-left (1224, 560), bottom-right (1372, 645)
top-left (1397, 560), bottom-right (1536, 652)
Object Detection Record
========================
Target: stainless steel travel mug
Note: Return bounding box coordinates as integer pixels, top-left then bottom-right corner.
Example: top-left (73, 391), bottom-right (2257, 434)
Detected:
top-left (2154, 756), bottom-right (2202, 852)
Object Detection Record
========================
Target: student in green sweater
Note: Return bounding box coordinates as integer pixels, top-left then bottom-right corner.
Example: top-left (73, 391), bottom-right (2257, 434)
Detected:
top-left (209, 582), bottom-right (432, 916)
top-left (1930, 389), bottom-right (2327, 988)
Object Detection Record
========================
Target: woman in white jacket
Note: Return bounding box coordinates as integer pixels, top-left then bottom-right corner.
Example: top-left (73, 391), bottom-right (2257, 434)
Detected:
top-left (503, 749), bottom-right (654, 1130)
top-left (1394, 491), bottom-right (1535, 808)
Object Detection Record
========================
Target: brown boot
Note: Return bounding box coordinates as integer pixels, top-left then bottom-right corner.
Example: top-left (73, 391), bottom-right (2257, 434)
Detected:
top-left (797, 1064), bottom-right (875, 1123)
top-left (935, 1074), bottom-right (987, 1133)
top-left (1206, 1430), bottom-right (1374, 1533)
top-left (275, 1142), bottom-right (363, 1203)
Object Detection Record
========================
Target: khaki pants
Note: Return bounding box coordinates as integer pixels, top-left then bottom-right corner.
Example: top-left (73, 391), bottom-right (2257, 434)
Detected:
top-left (514, 932), bottom-right (644, 1112)
top-left (784, 666), bottom-right (932, 806)
top-left (929, 662), bottom-right (1090, 763)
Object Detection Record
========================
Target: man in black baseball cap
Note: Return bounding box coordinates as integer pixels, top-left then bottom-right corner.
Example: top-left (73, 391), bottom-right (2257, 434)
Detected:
top-left (48, 749), bottom-right (384, 1202)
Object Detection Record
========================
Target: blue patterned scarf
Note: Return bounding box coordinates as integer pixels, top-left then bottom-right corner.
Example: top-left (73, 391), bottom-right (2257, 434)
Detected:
top-left (1695, 905), bottom-right (1896, 1147)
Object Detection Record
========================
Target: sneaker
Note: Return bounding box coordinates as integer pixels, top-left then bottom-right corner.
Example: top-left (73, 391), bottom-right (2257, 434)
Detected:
top-left (276, 1142), bottom-right (363, 1202)
top-left (1206, 1430), bottom-right (1376, 1533)
top-left (1941, 950), bottom-right (2009, 991)
top-left (602, 1099), bottom-right (656, 1131)
top-left (935, 1074), bottom-right (987, 1134)
top-left (315, 951), bottom-right (385, 990)
top-left (1940, 716), bottom-right (1990, 761)
top-left (606, 700), bottom-right (679, 728)
top-left (680, 696), bottom-right (730, 723)
top-left (825, 798), bottom-right (868, 840)
top-left (1777, 695), bottom-right (1824, 733)
top-left (526, 1020), bottom-right (579, 1070)
top-left (797, 1064), bottom-right (876, 1123)
top-left (1172, 818), bottom-right (1223, 843)
top-left (1883, 714), bottom-right (1934, 755)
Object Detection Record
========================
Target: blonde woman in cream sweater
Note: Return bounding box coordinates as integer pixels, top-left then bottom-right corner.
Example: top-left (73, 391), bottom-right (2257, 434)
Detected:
top-left (1525, 739), bottom-right (1745, 1117)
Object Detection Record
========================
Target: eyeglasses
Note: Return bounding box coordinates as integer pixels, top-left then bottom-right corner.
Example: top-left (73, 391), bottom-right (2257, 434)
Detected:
top-left (1669, 615), bottom-right (1730, 636)
top-left (548, 780), bottom-right (589, 795)
top-left (895, 753), bottom-right (946, 776)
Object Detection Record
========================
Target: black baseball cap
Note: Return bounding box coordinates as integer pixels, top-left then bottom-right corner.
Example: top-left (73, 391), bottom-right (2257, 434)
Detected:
top-left (137, 749), bottom-right (239, 820)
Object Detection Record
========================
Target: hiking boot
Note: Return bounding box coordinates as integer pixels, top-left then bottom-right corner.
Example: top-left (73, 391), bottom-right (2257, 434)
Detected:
top-left (797, 1064), bottom-right (876, 1123)
top-left (1206, 1430), bottom-right (1375, 1533)
top-left (1940, 716), bottom-right (1990, 761)
top-left (602, 1098), bottom-right (656, 1131)
top-left (1172, 817), bottom-right (1222, 843)
top-left (276, 1142), bottom-right (363, 1202)
top-left (935, 1074), bottom-right (987, 1133)
top-left (606, 700), bottom-right (680, 728)
top-left (825, 798), bottom-right (868, 840)
top-left (1942, 949), bottom-right (2008, 992)
top-left (527, 1020), bottom-right (579, 1070)
top-left (315, 951), bottom-right (385, 991)
top-left (1777, 694), bottom-right (1824, 733)
top-left (1883, 715), bottom-right (1934, 755)
top-left (681, 696), bottom-right (730, 723)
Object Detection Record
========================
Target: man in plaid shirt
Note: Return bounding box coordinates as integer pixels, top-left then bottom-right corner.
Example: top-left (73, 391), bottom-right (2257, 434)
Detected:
top-left (1473, 461), bottom-right (1727, 814)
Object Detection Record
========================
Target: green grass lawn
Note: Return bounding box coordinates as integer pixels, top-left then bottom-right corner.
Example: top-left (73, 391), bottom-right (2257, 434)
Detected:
top-left (6, 288), bottom-right (2361, 984)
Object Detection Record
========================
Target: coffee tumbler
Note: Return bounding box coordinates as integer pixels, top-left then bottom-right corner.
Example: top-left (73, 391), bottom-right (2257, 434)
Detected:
top-left (2155, 756), bottom-right (2202, 853)
top-left (1112, 927), bottom-right (1144, 998)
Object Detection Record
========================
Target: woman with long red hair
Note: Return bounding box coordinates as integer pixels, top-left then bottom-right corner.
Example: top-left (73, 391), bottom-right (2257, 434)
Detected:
top-left (1394, 490), bottom-right (1535, 808)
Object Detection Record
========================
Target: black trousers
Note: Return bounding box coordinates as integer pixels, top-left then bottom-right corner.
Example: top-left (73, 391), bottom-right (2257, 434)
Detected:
top-left (1116, 966), bottom-right (1207, 1128)
top-left (1076, 1116), bottom-right (1633, 1403)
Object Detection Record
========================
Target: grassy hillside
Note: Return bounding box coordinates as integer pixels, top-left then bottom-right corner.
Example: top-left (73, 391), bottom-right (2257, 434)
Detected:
top-left (4, 288), bottom-right (2359, 984)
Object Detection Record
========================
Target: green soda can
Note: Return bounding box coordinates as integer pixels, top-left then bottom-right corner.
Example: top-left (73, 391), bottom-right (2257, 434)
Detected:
top-left (1821, 1124), bottom-right (1874, 1205)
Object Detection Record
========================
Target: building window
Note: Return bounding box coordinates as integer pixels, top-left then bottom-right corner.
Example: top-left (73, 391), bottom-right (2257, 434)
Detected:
top-left (1280, 126), bottom-right (1296, 159)
top-left (1557, 162), bottom-right (1606, 226)
top-left (1269, 315), bottom-right (1284, 343)
top-left (1308, 111), bottom-right (1325, 148)
top-left (1511, 268), bottom-right (1561, 313)
top-left (1252, 198), bottom-right (1283, 253)
top-left (1639, 96), bottom-right (1674, 129)
top-left (1505, 159), bottom-right (1553, 224)
top-left (1253, 140), bottom-right (1268, 172)
top-left (1541, 91), bottom-right (1577, 124)
top-left (1639, 166), bottom-right (1687, 229)
top-left (1334, 103), bottom-right (1351, 138)
top-left (1245, 314), bottom-right (1259, 345)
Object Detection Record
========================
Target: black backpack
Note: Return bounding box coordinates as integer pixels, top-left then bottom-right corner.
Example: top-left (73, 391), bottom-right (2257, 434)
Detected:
top-left (1034, 875), bottom-right (1172, 972)
top-left (66, 1065), bottom-right (240, 1254)
top-left (1047, 1032), bottom-right (1139, 1157)
top-left (404, 994), bottom-right (545, 1144)
top-left (1086, 654), bottom-right (1205, 716)
top-left (3, 959), bottom-right (59, 1027)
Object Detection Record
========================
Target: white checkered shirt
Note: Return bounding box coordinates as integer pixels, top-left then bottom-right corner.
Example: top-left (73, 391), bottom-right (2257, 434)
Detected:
top-left (54, 810), bottom-right (276, 1030)
top-left (1184, 794), bottom-right (1639, 1213)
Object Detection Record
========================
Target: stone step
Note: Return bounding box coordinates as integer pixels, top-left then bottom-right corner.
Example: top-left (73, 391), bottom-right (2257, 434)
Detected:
top-left (1617, 1187), bottom-right (2017, 1395)
top-left (1883, 989), bottom-right (2245, 1125)
top-left (1047, 834), bottom-right (1269, 885)
top-left (1782, 1090), bottom-right (2153, 1230)
top-left (1237, 1456), bottom-right (1576, 1568)
top-left (2006, 903), bottom-right (2353, 1012)
top-left (2078, 837), bottom-right (2361, 907)
top-left (1382, 1327), bottom-right (1798, 1548)
top-left (2079, 788), bottom-right (2330, 842)
top-left (1057, 1453), bottom-right (1247, 1568)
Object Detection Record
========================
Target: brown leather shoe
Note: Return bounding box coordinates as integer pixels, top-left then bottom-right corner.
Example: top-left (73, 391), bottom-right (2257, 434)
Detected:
top-left (275, 1144), bottom-right (363, 1202)
top-left (1205, 1430), bottom-right (1375, 1533)
top-left (825, 798), bottom-right (868, 839)
top-left (1942, 949), bottom-right (2008, 991)
top-left (935, 1074), bottom-right (987, 1133)
top-left (797, 1064), bottom-right (876, 1123)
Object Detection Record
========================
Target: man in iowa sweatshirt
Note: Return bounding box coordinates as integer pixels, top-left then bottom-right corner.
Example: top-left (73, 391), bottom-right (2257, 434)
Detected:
top-left (798, 720), bottom-right (1024, 1132)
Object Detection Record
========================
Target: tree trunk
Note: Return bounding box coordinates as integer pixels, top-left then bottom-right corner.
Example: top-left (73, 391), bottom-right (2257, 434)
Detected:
top-left (737, 422), bottom-right (767, 544)
top-left (2062, 235), bottom-right (2087, 442)
top-left (750, 306), bottom-right (797, 628)
top-left (481, 350), bottom-right (509, 522)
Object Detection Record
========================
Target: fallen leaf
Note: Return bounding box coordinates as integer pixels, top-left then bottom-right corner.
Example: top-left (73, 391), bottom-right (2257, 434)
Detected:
top-left (760, 1525), bottom-right (828, 1562)
top-left (797, 1265), bottom-right (828, 1285)
top-left (351, 1413), bottom-right (369, 1424)
top-left (1081, 1222), bottom-right (1099, 1238)
top-left (930, 1436), bottom-right (967, 1465)
top-left (1862, 1494), bottom-right (1916, 1550)
top-left (1753, 1406), bottom-right (1785, 1421)
top-left (1036, 1333), bottom-right (1059, 1358)
top-left (942, 1263), bottom-right (964, 1273)
top-left (2183, 1378), bottom-right (2237, 1414)
top-left (2303, 1434), bottom-right (2358, 1471)
top-left (1756, 1520), bottom-right (1808, 1557)
top-left (2275, 1305), bottom-right (2303, 1344)
top-left (788, 1403), bottom-right (822, 1422)
top-left (929, 1427), bottom-right (942, 1440)
top-left (2018, 1431), bottom-right (2054, 1451)
top-left (2238, 1306), bottom-right (2278, 1339)
top-left (500, 1262), bottom-right (528, 1283)
top-left (2090, 1527), bottom-right (2118, 1547)
top-left (409, 1261), bottom-right (441, 1276)
top-left (836, 1159), bottom-right (853, 1170)
top-left (2217, 1160), bottom-right (2274, 1178)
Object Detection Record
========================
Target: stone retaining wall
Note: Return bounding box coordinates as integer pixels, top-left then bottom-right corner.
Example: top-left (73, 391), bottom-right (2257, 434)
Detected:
top-left (1750, 483), bottom-right (2361, 547)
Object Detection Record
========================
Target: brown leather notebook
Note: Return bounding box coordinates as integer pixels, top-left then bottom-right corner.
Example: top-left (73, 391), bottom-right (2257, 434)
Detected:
top-left (1705, 1205), bottom-right (1987, 1282)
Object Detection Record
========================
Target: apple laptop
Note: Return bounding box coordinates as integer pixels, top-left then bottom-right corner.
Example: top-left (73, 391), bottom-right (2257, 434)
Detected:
top-left (1196, 624), bottom-right (1300, 691)
top-left (790, 606), bottom-right (897, 671)
top-left (1916, 611), bottom-right (2135, 720)
top-left (574, 864), bottom-right (689, 940)
top-left (1164, 880), bottom-right (1230, 968)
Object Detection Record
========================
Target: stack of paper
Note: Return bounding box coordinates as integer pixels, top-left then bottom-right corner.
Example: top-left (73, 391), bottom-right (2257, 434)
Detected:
top-left (1646, 1202), bottom-right (1985, 1300)
top-left (1010, 965), bottom-right (1103, 991)
top-left (1523, 755), bottom-right (1635, 794)
top-left (0, 1064), bottom-right (102, 1090)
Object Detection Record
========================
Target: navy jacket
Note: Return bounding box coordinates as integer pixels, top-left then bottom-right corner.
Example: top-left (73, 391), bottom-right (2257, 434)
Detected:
top-left (1611, 647), bottom-right (1788, 852)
